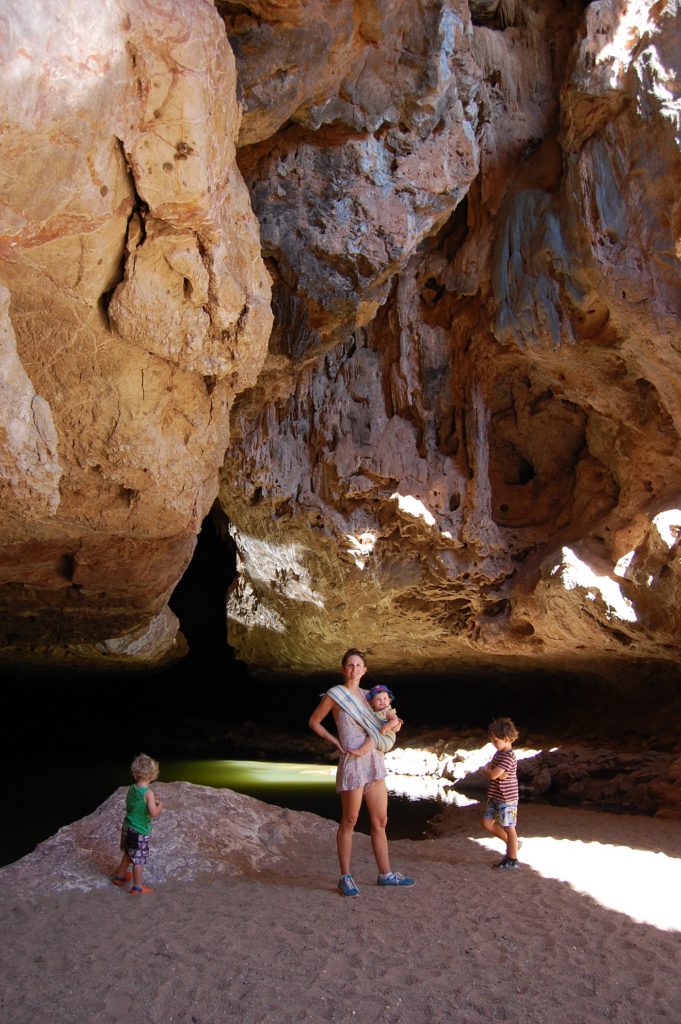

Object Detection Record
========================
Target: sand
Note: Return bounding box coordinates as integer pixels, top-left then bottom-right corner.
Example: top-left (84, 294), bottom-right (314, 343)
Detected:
top-left (1, 793), bottom-right (680, 1024)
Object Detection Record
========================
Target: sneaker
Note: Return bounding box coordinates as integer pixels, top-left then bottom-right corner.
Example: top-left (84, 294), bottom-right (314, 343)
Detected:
top-left (129, 884), bottom-right (154, 894)
top-left (492, 856), bottom-right (510, 869)
top-left (111, 871), bottom-right (132, 887)
top-left (377, 871), bottom-right (416, 887)
top-left (338, 874), bottom-right (360, 897)
top-left (497, 858), bottom-right (520, 871)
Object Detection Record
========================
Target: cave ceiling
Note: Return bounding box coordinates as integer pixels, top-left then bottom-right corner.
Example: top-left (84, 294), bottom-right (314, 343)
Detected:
top-left (1, 0), bottom-right (680, 680)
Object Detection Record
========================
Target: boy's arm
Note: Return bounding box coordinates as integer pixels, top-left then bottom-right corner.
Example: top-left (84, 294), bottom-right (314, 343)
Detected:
top-left (146, 788), bottom-right (163, 818)
top-left (482, 753), bottom-right (508, 780)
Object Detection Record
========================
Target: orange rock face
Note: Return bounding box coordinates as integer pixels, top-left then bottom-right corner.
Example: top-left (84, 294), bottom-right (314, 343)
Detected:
top-left (1, 0), bottom-right (680, 677)
top-left (0, 0), bottom-right (272, 660)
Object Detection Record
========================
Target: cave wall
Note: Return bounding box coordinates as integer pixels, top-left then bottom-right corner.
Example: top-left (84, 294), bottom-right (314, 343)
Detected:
top-left (1, 0), bottom-right (680, 677)
top-left (219, 0), bottom-right (681, 675)
top-left (0, 0), bottom-right (272, 661)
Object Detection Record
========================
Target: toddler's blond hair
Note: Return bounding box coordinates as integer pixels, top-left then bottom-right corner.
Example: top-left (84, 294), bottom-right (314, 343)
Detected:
top-left (130, 753), bottom-right (159, 783)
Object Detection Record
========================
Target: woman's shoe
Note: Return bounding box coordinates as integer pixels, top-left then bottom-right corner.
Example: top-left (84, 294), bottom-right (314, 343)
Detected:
top-left (338, 874), bottom-right (360, 897)
top-left (377, 871), bottom-right (415, 887)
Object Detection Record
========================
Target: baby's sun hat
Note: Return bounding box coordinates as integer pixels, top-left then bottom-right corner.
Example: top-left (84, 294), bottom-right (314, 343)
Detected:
top-left (367, 684), bottom-right (395, 702)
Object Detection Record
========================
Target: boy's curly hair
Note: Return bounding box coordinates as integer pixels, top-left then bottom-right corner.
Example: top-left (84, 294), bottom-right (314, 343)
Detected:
top-left (488, 717), bottom-right (519, 742)
top-left (130, 753), bottom-right (159, 782)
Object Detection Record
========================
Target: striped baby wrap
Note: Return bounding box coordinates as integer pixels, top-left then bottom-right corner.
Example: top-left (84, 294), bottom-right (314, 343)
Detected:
top-left (327, 684), bottom-right (397, 753)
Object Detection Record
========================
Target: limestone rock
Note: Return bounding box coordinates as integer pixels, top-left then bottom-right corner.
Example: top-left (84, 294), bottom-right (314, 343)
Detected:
top-left (235, 0), bottom-right (480, 342)
top-left (222, 0), bottom-right (681, 678)
top-left (0, 0), bottom-right (272, 659)
top-left (0, 782), bottom-right (335, 897)
top-left (2, 0), bottom-right (681, 682)
top-left (0, 285), bottom-right (61, 518)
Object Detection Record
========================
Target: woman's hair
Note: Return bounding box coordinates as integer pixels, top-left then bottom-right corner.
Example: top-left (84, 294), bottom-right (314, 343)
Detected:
top-left (130, 753), bottom-right (160, 782)
top-left (341, 647), bottom-right (366, 667)
top-left (488, 717), bottom-right (519, 742)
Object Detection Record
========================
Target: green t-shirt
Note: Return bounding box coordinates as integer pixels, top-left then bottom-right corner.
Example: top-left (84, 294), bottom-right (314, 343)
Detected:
top-left (123, 784), bottom-right (152, 836)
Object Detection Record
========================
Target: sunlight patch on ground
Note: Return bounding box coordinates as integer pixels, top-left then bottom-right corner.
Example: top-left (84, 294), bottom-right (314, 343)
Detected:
top-left (556, 546), bottom-right (637, 622)
top-left (473, 835), bottom-right (681, 932)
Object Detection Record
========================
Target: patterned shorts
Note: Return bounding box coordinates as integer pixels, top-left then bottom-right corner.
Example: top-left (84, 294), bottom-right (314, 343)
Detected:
top-left (483, 799), bottom-right (518, 828)
top-left (120, 826), bottom-right (150, 864)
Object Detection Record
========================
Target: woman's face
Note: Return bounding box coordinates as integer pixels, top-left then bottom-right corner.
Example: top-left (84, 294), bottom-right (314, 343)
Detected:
top-left (342, 654), bottom-right (367, 685)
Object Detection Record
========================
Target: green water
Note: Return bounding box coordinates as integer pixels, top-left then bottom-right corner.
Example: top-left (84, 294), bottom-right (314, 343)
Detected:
top-left (2, 759), bottom-right (442, 868)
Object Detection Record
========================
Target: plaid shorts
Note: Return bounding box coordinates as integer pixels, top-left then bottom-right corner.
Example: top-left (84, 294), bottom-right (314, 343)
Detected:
top-left (120, 826), bottom-right (151, 864)
top-left (483, 799), bottom-right (518, 828)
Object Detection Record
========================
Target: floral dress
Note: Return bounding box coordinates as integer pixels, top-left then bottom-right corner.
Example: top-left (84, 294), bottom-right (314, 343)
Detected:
top-left (332, 697), bottom-right (387, 793)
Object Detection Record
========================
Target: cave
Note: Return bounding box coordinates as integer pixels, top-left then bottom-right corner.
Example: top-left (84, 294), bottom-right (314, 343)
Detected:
top-left (1, 3), bottom-right (680, 1019)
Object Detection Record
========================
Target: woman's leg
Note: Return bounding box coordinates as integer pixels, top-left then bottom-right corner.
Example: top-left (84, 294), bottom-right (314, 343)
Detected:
top-left (364, 780), bottom-right (390, 875)
top-left (337, 787), bottom-right (364, 875)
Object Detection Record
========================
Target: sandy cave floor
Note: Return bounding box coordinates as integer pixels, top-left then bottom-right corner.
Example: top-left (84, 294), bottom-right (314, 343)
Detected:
top-left (1, 802), bottom-right (680, 1024)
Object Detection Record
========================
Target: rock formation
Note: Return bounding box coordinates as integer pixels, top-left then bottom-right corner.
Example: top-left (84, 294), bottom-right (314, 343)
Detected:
top-left (1, 0), bottom-right (680, 682)
top-left (220, 0), bottom-right (681, 678)
top-left (0, 781), bottom-right (334, 896)
top-left (0, 0), bottom-right (272, 661)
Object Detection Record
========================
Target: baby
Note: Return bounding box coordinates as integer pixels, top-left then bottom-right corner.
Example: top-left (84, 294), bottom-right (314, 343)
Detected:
top-left (367, 684), bottom-right (399, 735)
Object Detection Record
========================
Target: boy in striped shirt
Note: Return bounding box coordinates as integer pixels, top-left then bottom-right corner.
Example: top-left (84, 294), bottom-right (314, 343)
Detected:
top-left (481, 717), bottom-right (520, 870)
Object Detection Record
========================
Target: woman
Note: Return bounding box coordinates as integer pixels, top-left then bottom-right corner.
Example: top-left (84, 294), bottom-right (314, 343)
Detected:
top-left (308, 648), bottom-right (415, 896)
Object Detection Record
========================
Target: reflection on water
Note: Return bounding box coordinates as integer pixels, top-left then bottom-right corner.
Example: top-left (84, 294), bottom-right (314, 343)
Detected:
top-left (163, 759), bottom-right (337, 791)
top-left (2, 758), bottom-right (467, 867)
top-left (161, 759), bottom-right (457, 842)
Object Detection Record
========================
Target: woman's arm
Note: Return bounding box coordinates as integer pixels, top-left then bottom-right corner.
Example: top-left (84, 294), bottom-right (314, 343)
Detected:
top-left (347, 735), bottom-right (373, 757)
top-left (308, 695), bottom-right (343, 752)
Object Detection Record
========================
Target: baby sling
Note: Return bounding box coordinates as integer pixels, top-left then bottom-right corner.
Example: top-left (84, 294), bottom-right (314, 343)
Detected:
top-left (327, 684), bottom-right (397, 753)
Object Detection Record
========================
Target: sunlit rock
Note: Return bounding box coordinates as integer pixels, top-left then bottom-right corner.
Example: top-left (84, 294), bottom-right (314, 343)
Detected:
top-left (0, 285), bottom-right (61, 518)
top-left (0, 0), bottom-right (271, 660)
top-left (0, 781), bottom-right (335, 897)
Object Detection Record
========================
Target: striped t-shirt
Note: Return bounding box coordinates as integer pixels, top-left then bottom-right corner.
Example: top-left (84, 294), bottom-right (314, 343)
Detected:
top-left (486, 748), bottom-right (518, 803)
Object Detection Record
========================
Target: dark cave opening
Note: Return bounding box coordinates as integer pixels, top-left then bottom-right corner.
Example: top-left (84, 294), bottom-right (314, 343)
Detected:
top-left (168, 500), bottom-right (239, 677)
